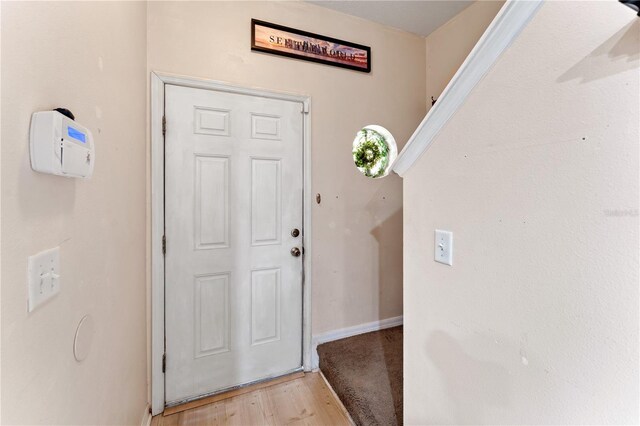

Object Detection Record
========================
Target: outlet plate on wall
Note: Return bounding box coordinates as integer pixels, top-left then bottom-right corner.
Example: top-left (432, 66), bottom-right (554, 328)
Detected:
top-left (27, 246), bottom-right (61, 312)
top-left (435, 230), bottom-right (453, 266)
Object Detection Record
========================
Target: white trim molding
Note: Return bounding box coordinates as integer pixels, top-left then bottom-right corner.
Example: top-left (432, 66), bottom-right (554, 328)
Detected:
top-left (393, 0), bottom-right (544, 177)
top-left (311, 315), bottom-right (403, 369)
top-left (150, 72), bottom-right (165, 416)
top-left (140, 404), bottom-right (152, 426)
top-left (150, 71), bottom-right (313, 415)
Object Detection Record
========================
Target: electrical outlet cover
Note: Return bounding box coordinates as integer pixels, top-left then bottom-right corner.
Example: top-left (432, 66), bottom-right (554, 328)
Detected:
top-left (27, 246), bottom-right (60, 312)
top-left (435, 230), bottom-right (453, 266)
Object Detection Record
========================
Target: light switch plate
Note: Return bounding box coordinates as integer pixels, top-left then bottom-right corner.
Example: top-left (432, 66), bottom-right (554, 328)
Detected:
top-left (435, 230), bottom-right (453, 266)
top-left (27, 246), bottom-right (60, 312)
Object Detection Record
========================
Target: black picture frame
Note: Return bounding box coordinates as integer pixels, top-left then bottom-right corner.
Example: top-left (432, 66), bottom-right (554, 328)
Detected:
top-left (251, 19), bottom-right (371, 73)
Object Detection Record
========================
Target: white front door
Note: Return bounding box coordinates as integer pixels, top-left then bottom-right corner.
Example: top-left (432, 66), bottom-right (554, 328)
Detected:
top-left (164, 84), bottom-right (304, 405)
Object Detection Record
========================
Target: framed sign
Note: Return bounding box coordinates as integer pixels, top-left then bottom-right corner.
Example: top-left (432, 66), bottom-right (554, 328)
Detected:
top-left (251, 19), bottom-right (371, 73)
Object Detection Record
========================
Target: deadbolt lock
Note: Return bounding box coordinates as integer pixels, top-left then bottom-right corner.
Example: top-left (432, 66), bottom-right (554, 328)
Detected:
top-left (291, 228), bottom-right (300, 237)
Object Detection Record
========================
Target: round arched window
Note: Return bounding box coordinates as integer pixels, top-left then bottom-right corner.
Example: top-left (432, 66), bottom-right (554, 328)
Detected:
top-left (352, 125), bottom-right (397, 178)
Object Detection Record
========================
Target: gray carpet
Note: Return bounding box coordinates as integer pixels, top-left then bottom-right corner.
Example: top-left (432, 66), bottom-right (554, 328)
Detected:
top-left (317, 326), bottom-right (403, 426)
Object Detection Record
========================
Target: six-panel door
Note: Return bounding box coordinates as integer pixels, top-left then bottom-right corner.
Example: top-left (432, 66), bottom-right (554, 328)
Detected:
top-left (164, 84), bottom-right (303, 404)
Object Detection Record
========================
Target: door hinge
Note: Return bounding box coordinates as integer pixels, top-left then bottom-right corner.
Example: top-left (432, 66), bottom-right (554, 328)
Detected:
top-left (301, 103), bottom-right (309, 115)
top-left (162, 235), bottom-right (166, 255)
top-left (162, 115), bottom-right (166, 136)
top-left (162, 353), bottom-right (166, 373)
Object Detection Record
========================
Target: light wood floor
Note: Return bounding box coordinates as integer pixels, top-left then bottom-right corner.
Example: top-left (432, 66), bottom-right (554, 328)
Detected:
top-left (152, 373), bottom-right (353, 426)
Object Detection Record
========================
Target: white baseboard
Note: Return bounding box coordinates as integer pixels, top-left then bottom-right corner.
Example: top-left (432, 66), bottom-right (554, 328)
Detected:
top-left (140, 404), bottom-right (152, 426)
top-left (311, 315), bottom-right (403, 369)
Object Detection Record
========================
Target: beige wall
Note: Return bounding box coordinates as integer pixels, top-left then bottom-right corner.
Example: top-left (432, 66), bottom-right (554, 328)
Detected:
top-left (147, 1), bottom-right (426, 334)
top-left (404, 2), bottom-right (639, 424)
top-left (0, 0), bottom-right (544, 423)
top-left (1, 2), bottom-right (148, 424)
top-left (425, 0), bottom-right (503, 112)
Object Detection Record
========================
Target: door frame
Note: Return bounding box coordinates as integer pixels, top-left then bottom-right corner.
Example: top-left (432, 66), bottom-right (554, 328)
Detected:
top-left (150, 71), bottom-right (312, 415)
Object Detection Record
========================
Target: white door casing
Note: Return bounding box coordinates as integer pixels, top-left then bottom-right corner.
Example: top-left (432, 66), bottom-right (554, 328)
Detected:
top-left (164, 84), bottom-right (304, 404)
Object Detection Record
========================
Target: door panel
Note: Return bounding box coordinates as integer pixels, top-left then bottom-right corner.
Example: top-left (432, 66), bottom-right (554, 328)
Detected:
top-left (194, 273), bottom-right (229, 357)
top-left (251, 158), bottom-right (281, 245)
top-left (251, 268), bottom-right (281, 345)
top-left (194, 155), bottom-right (229, 249)
top-left (164, 84), bottom-right (303, 404)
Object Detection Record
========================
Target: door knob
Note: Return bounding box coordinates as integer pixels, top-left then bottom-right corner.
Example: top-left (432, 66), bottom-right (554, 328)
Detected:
top-left (291, 247), bottom-right (301, 257)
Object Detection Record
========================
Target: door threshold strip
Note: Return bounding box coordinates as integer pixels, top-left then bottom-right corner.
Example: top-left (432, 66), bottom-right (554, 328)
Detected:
top-left (163, 371), bottom-right (305, 416)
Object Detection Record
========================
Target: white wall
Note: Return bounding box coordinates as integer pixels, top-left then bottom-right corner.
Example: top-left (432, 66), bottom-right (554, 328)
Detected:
top-left (147, 1), bottom-right (426, 335)
top-left (404, 2), bottom-right (639, 424)
top-left (425, 0), bottom-right (504, 112)
top-left (1, 2), bottom-right (148, 424)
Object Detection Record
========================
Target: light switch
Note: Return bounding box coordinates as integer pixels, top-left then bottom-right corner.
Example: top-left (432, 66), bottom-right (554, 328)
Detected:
top-left (27, 246), bottom-right (60, 312)
top-left (435, 230), bottom-right (453, 266)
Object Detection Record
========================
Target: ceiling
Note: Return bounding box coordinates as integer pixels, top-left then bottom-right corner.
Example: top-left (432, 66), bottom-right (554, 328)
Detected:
top-left (307, 0), bottom-right (474, 37)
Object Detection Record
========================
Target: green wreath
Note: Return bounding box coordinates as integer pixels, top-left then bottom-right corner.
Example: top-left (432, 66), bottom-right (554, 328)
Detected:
top-left (352, 128), bottom-right (390, 178)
